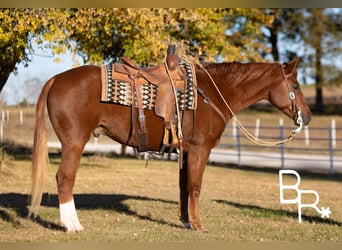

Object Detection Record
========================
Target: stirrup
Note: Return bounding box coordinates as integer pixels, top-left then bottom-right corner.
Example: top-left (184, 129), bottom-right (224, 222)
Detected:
top-left (170, 124), bottom-right (179, 146)
top-left (162, 124), bottom-right (179, 148)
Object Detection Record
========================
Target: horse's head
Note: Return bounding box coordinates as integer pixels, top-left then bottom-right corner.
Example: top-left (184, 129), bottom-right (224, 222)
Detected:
top-left (269, 58), bottom-right (312, 127)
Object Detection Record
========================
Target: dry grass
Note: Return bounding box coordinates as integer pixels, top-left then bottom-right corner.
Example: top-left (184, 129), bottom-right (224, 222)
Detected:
top-left (1, 155), bottom-right (342, 242)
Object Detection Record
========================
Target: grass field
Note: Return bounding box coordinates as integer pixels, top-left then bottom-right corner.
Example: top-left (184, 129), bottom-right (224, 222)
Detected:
top-left (1, 155), bottom-right (342, 242)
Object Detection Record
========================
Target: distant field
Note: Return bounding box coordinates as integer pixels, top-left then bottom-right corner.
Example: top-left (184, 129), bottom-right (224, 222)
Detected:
top-left (1, 156), bottom-right (342, 242)
top-left (1, 102), bottom-right (341, 157)
top-left (300, 84), bottom-right (342, 105)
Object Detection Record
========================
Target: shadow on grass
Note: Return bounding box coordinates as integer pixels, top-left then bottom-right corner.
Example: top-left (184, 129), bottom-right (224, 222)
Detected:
top-left (214, 199), bottom-right (342, 226)
top-left (0, 192), bottom-right (180, 232)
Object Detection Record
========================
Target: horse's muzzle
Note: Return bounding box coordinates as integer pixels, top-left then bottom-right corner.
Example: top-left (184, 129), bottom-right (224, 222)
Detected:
top-left (292, 109), bottom-right (311, 134)
top-left (294, 109), bottom-right (311, 127)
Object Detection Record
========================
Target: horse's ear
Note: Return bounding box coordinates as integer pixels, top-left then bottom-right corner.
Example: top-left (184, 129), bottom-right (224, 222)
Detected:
top-left (283, 58), bottom-right (299, 75)
top-left (289, 57), bottom-right (299, 68)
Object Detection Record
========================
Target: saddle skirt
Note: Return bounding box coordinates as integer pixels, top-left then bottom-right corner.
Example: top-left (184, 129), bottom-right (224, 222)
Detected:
top-left (100, 59), bottom-right (197, 112)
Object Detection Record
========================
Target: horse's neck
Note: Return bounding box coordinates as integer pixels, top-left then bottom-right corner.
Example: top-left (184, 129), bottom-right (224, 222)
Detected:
top-left (209, 63), bottom-right (276, 114)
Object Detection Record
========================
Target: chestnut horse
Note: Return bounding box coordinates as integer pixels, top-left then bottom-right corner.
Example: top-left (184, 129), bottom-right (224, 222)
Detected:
top-left (29, 58), bottom-right (311, 232)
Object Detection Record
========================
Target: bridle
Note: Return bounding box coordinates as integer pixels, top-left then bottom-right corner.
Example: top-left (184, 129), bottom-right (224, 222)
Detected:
top-left (280, 65), bottom-right (303, 134)
top-left (196, 62), bottom-right (304, 146)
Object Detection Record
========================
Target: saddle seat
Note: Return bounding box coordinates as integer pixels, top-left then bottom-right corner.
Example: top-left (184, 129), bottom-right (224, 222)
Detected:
top-left (115, 56), bottom-right (185, 89)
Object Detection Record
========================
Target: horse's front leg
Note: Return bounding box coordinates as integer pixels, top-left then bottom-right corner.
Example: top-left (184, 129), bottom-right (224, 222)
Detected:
top-left (186, 148), bottom-right (210, 231)
top-left (179, 152), bottom-right (191, 229)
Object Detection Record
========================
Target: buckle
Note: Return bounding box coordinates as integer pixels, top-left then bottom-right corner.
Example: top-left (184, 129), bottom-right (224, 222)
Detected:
top-left (289, 91), bottom-right (296, 100)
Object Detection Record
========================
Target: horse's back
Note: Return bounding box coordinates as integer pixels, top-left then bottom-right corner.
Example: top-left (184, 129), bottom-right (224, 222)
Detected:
top-left (47, 65), bottom-right (102, 116)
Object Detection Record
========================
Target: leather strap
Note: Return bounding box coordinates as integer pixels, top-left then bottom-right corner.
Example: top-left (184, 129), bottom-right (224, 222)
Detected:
top-left (130, 73), bottom-right (149, 152)
top-left (197, 87), bottom-right (227, 124)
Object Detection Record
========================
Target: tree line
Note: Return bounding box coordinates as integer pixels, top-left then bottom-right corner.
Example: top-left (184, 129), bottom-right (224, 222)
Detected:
top-left (0, 8), bottom-right (341, 112)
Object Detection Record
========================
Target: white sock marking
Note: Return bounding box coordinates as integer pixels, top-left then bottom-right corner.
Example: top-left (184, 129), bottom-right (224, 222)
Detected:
top-left (59, 199), bottom-right (84, 232)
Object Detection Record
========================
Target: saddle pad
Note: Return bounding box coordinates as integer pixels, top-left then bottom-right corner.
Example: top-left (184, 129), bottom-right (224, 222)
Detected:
top-left (100, 60), bottom-right (197, 111)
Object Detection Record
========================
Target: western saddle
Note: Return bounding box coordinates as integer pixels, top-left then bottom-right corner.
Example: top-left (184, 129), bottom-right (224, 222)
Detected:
top-left (107, 45), bottom-right (192, 152)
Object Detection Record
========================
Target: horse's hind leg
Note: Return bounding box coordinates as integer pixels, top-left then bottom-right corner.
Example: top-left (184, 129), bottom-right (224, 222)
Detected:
top-left (56, 143), bottom-right (84, 232)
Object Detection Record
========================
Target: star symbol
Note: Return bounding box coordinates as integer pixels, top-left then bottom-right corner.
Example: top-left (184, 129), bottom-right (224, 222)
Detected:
top-left (319, 207), bottom-right (331, 219)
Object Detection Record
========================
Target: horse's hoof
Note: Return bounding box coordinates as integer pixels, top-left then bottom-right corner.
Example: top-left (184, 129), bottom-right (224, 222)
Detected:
top-left (64, 223), bottom-right (84, 233)
top-left (192, 223), bottom-right (208, 233)
top-left (183, 222), bottom-right (192, 229)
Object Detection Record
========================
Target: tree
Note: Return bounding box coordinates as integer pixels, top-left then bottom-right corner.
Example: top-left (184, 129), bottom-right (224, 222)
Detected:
top-left (0, 8), bottom-right (271, 93)
top-left (261, 8), bottom-right (300, 62)
top-left (264, 8), bottom-right (342, 113)
top-left (0, 9), bottom-right (38, 92)
top-left (47, 8), bottom-right (270, 64)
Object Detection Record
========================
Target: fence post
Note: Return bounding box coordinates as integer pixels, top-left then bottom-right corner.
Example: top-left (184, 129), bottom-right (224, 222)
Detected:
top-left (279, 118), bottom-right (285, 170)
top-left (19, 110), bottom-right (23, 126)
top-left (329, 124), bottom-right (334, 175)
top-left (236, 126), bottom-right (241, 166)
top-left (94, 136), bottom-right (98, 152)
top-left (304, 126), bottom-right (310, 146)
top-left (232, 120), bottom-right (237, 140)
top-left (255, 118), bottom-right (260, 139)
top-left (0, 121), bottom-right (3, 141)
top-left (331, 119), bottom-right (336, 148)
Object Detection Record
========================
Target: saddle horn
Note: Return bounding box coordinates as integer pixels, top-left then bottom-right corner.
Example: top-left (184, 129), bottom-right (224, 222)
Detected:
top-left (166, 45), bottom-right (179, 70)
top-left (167, 44), bottom-right (176, 55)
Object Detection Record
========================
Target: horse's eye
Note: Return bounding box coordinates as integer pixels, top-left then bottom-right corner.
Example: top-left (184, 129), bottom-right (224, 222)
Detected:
top-left (292, 84), bottom-right (299, 90)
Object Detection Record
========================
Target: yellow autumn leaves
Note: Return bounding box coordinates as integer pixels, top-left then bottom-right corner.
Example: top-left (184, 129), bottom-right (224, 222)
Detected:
top-left (1, 8), bottom-right (275, 74)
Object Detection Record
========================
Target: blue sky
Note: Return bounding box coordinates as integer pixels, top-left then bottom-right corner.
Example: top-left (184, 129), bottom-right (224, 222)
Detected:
top-left (0, 50), bottom-right (83, 105)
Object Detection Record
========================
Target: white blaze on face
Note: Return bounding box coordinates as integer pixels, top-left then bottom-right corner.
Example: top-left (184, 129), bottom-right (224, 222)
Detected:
top-left (59, 199), bottom-right (84, 232)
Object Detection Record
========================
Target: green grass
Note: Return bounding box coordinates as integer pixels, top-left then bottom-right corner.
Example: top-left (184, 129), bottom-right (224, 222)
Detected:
top-left (1, 155), bottom-right (342, 242)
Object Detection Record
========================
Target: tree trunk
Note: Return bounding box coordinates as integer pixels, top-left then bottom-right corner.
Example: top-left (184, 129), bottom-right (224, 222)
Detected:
top-left (265, 10), bottom-right (280, 62)
top-left (315, 49), bottom-right (324, 113)
top-left (313, 10), bottom-right (324, 114)
top-left (269, 25), bottom-right (279, 62)
top-left (0, 61), bottom-right (17, 93)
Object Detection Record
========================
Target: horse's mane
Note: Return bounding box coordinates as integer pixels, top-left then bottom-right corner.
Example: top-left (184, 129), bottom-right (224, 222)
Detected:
top-left (204, 62), bottom-right (280, 88)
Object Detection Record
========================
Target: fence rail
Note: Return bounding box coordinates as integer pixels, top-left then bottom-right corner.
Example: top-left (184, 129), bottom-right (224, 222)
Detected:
top-left (218, 119), bottom-right (342, 174)
top-left (1, 108), bottom-right (342, 174)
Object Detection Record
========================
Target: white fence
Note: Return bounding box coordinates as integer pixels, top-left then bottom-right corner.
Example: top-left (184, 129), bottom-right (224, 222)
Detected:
top-left (219, 119), bottom-right (342, 174)
top-left (0, 109), bottom-right (24, 141)
top-left (1, 109), bottom-right (341, 174)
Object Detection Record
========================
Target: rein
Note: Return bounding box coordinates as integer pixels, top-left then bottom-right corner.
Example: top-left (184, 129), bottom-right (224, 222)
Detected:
top-left (164, 61), bottom-right (184, 168)
top-left (198, 63), bottom-right (303, 147)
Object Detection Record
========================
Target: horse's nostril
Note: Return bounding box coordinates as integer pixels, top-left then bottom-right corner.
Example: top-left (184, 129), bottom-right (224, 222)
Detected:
top-left (304, 116), bottom-right (312, 126)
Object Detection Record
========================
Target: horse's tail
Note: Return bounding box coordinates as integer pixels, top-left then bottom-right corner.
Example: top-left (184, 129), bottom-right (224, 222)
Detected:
top-left (28, 78), bottom-right (55, 217)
